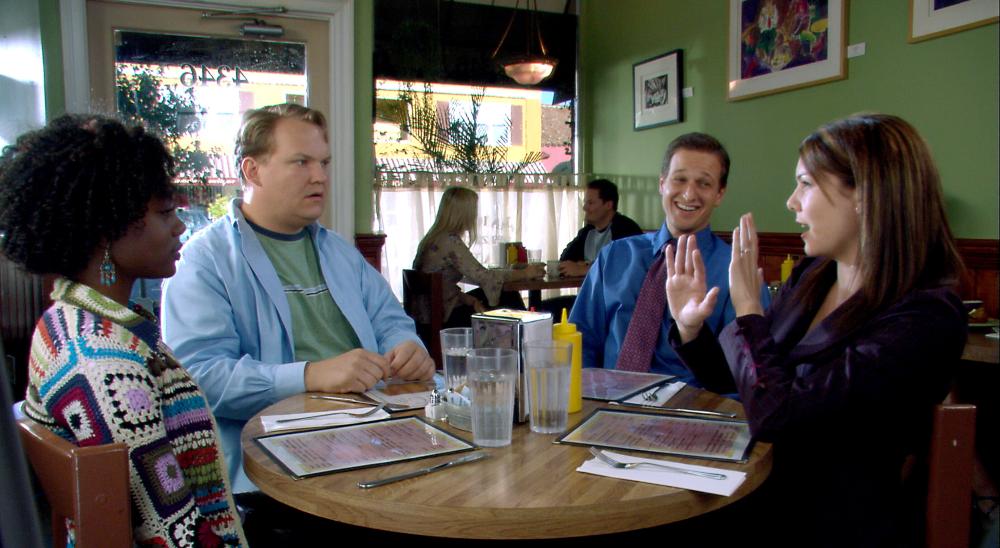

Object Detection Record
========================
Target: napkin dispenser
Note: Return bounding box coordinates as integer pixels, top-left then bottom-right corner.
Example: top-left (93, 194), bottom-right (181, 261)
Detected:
top-left (471, 308), bottom-right (553, 423)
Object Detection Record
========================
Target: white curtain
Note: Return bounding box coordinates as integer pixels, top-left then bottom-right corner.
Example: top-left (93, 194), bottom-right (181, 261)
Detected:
top-left (374, 172), bottom-right (591, 301)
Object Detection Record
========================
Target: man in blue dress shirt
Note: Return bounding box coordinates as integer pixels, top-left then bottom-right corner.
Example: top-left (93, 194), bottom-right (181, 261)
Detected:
top-left (571, 133), bottom-right (767, 385)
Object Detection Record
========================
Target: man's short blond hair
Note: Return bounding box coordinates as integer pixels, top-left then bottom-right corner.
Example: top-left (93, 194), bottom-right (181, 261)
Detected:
top-left (235, 103), bottom-right (327, 180)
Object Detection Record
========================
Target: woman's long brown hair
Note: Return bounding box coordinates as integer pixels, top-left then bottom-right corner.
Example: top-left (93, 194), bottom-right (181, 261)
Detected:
top-left (792, 113), bottom-right (964, 332)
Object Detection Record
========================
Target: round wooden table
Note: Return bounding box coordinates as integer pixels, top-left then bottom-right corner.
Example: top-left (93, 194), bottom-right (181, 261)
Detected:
top-left (241, 386), bottom-right (772, 539)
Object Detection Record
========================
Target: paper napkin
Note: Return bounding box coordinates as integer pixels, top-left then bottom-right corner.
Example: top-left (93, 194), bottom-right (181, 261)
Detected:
top-left (622, 381), bottom-right (685, 406)
top-left (261, 407), bottom-right (390, 433)
top-left (577, 450), bottom-right (746, 496)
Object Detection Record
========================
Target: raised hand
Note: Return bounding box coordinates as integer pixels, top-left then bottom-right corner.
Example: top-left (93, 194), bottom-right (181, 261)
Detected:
top-left (665, 234), bottom-right (720, 344)
top-left (730, 213), bottom-right (765, 317)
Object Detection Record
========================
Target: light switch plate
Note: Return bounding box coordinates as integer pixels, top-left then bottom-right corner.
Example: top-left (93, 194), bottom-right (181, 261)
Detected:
top-left (847, 42), bottom-right (866, 58)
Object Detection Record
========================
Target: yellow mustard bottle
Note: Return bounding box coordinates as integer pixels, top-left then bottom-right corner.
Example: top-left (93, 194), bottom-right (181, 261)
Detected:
top-left (552, 308), bottom-right (583, 413)
top-left (780, 254), bottom-right (794, 283)
top-left (506, 243), bottom-right (519, 267)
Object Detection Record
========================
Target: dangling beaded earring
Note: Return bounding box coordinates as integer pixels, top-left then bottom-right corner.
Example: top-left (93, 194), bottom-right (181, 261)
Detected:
top-left (99, 244), bottom-right (117, 286)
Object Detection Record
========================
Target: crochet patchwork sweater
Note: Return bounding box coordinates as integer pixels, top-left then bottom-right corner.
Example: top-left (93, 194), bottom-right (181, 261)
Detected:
top-left (23, 279), bottom-right (246, 547)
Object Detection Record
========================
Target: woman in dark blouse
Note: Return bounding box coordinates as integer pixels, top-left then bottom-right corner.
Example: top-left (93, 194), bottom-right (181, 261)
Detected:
top-left (664, 114), bottom-right (966, 546)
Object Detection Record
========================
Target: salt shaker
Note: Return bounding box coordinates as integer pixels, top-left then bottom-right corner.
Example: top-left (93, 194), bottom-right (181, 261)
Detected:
top-left (424, 389), bottom-right (445, 421)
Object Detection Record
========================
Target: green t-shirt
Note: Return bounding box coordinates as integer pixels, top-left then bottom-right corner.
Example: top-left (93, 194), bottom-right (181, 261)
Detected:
top-left (249, 221), bottom-right (361, 362)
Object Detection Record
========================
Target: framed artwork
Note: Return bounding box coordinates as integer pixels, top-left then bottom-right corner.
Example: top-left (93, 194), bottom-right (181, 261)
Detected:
top-left (633, 49), bottom-right (683, 130)
top-left (910, 0), bottom-right (999, 42)
top-left (727, 0), bottom-right (846, 101)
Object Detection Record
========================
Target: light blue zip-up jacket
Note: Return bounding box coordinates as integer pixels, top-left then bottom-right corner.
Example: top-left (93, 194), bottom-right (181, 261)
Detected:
top-left (162, 199), bottom-right (421, 493)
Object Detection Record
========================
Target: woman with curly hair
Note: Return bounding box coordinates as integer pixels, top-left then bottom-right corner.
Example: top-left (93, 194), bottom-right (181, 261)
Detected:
top-left (664, 113), bottom-right (966, 546)
top-left (0, 115), bottom-right (246, 547)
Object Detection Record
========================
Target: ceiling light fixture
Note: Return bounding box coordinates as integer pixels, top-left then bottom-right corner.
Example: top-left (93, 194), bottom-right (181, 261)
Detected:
top-left (490, 0), bottom-right (558, 86)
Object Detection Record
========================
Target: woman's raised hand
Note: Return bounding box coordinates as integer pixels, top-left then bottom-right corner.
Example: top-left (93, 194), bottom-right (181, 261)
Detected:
top-left (730, 213), bottom-right (765, 317)
top-left (665, 234), bottom-right (720, 344)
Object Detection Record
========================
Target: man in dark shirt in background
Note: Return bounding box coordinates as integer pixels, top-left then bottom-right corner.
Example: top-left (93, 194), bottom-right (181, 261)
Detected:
top-left (538, 178), bottom-right (643, 317)
top-left (558, 178), bottom-right (644, 277)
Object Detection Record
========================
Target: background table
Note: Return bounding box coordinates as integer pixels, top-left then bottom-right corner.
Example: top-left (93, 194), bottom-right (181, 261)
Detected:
top-left (502, 275), bottom-right (585, 309)
top-left (242, 386), bottom-right (772, 539)
top-left (961, 331), bottom-right (999, 364)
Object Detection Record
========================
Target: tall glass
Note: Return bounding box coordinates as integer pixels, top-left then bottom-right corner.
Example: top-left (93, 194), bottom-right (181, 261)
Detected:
top-left (468, 348), bottom-right (518, 447)
top-left (524, 341), bottom-right (572, 434)
top-left (439, 328), bottom-right (472, 393)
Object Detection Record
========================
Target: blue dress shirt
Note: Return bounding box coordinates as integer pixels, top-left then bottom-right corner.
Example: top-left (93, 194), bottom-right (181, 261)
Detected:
top-left (570, 223), bottom-right (769, 387)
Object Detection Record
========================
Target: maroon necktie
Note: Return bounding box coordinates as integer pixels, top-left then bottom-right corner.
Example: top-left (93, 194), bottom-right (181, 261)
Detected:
top-left (614, 245), bottom-right (669, 372)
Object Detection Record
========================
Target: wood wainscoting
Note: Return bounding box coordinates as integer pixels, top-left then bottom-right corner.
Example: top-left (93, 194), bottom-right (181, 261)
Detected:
top-left (354, 233), bottom-right (386, 273)
top-left (714, 232), bottom-right (1000, 318)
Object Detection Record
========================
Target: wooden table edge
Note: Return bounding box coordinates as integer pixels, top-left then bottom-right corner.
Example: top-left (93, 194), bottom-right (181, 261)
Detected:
top-left (241, 392), bottom-right (772, 539)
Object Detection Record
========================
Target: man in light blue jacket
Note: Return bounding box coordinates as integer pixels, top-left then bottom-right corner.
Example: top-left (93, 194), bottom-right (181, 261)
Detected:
top-left (162, 104), bottom-right (434, 494)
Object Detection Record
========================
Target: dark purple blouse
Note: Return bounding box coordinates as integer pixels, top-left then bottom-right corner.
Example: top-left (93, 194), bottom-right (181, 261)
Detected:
top-left (672, 257), bottom-right (967, 545)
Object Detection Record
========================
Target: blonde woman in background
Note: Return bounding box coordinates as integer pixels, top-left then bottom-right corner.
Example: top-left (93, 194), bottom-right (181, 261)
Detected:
top-left (413, 187), bottom-right (544, 327)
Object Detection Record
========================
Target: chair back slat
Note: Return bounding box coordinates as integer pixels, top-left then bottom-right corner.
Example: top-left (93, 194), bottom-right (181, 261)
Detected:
top-left (17, 418), bottom-right (131, 548)
top-left (926, 403), bottom-right (976, 548)
top-left (402, 269), bottom-right (444, 368)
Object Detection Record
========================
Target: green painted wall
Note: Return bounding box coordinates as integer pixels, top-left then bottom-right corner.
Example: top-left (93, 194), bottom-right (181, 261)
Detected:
top-left (38, 0), bottom-right (64, 120)
top-left (580, 0), bottom-right (999, 239)
top-left (355, 1), bottom-right (375, 234)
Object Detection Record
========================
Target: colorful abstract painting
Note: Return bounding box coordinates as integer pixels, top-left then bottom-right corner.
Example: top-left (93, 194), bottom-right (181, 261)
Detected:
top-left (739, 0), bottom-right (829, 79)
top-left (728, 0), bottom-right (845, 100)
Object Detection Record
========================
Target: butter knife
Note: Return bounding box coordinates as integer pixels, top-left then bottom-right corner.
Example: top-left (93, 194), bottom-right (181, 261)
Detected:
top-left (309, 395), bottom-right (407, 410)
top-left (357, 452), bottom-right (489, 489)
top-left (609, 401), bottom-right (738, 418)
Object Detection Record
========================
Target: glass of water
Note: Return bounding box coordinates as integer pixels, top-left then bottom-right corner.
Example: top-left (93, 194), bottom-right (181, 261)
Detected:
top-left (524, 340), bottom-right (572, 434)
top-left (468, 347), bottom-right (518, 447)
top-left (440, 328), bottom-right (472, 394)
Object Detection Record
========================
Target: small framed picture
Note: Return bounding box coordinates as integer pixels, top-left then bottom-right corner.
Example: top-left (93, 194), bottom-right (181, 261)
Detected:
top-left (633, 49), bottom-right (683, 130)
top-left (910, 0), bottom-right (998, 42)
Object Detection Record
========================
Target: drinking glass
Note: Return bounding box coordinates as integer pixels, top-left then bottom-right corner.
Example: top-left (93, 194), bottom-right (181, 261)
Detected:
top-left (468, 348), bottom-right (518, 447)
top-left (440, 327), bottom-right (472, 393)
top-left (524, 341), bottom-right (572, 434)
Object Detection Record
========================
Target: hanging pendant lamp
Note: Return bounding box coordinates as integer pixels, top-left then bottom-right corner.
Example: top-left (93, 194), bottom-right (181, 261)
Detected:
top-left (490, 0), bottom-right (558, 86)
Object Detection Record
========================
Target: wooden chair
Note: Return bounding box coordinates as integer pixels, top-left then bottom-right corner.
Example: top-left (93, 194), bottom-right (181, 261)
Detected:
top-left (1, 254), bottom-right (52, 397)
top-left (925, 403), bottom-right (976, 548)
top-left (402, 269), bottom-right (444, 368)
top-left (17, 417), bottom-right (131, 548)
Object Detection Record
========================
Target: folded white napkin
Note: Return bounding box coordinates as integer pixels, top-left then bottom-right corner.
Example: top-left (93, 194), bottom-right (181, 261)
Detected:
top-left (260, 407), bottom-right (390, 433)
top-left (364, 389), bottom-right (432, 410)
top-left (577, 450), bottom-right (746, 496)
top-left (622, 381), bottom-right (685, 406)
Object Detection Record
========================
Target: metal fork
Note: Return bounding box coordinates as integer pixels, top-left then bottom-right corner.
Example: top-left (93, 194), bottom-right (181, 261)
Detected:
top-left (275, 403), bottom-right (385, 424)
top-left (309, 395), bottom-right (409, 410)
top-left (642, 384), bottom-right (666, 401)
top-left (588, 447), bottom-right (727, 480)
